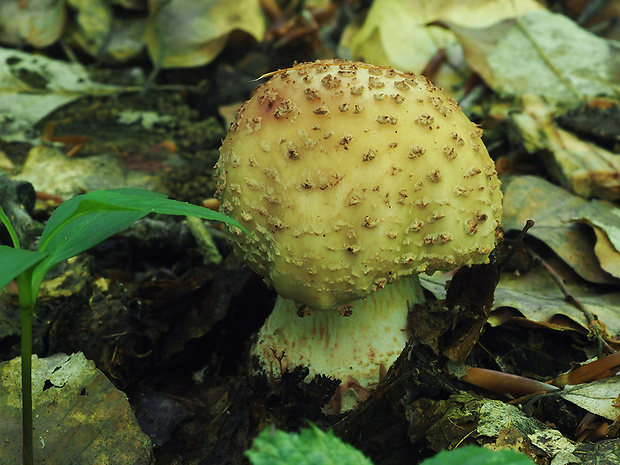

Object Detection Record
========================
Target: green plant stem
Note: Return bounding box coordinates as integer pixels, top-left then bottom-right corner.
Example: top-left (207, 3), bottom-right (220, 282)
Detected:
top-left (17, 272), bottom-right (34, 465)
top-left (0, 206), bottom-right (33, 464)
top-left (0, 207), bottom-right (21, 248)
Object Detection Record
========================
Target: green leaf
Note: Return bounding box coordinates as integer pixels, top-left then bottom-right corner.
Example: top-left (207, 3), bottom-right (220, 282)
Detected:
top-left (33, 188), bottom-right (244, 290)
top-left (37, 207), bottom-right (150, 276)
top-left (246, 425), bottom-right (534, 465)
top-left (39, 188), bottom-right (166, 246)
top-left (420, 445), bottom-right (533, 465)
top-left (0, 246), bottom-right (47, 290)
top-left (246, 423), bottom-right (374, 465)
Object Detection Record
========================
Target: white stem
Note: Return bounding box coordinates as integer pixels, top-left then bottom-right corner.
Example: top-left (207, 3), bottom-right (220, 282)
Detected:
top-left (251, 275), bottom-right (424, 393)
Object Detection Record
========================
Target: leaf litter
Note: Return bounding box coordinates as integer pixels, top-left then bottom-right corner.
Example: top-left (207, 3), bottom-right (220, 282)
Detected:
top-left (1, 1), bottom-right (620, 463)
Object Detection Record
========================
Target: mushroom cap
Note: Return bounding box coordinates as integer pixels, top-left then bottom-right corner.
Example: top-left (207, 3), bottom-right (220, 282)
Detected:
top-left (215, 59), bottom-right (502, 312)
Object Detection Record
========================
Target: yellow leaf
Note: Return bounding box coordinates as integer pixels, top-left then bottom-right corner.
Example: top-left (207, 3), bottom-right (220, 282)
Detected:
top-left (146, 0), bottom-right (266, 69)
top-left (348, 0), bottom-right (541, 74)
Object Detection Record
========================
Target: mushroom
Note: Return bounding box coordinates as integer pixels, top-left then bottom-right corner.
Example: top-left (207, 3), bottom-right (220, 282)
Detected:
top-left (215, 59), bottom-right (502, 410)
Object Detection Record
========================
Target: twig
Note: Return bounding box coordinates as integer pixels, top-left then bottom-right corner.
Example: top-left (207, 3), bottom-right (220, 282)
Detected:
top-left (527, 249), bottom-right (615, 355)
top-left (497, 219), bottom-right (534, 269)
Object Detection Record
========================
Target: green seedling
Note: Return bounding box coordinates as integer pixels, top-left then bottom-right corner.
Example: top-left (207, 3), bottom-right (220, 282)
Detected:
top-left (0, 187), bottom-right (242, 465)
top-left (246, 423), bottom-right (535, 465)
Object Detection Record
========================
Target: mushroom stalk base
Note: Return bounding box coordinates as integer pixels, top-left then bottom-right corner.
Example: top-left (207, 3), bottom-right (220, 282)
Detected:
top-left (251, 275), bottom-right (425, 411)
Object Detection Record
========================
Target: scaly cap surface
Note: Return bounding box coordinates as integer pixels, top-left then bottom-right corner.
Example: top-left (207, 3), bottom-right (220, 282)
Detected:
top-left (216, 59), bottom-right (502, 311)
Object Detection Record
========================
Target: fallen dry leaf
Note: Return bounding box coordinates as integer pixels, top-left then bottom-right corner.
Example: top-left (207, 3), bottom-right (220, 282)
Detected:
top-left (502, 175), bottom-right (620, 283)
top-left (447, 9), bottom-right (620, 103)
top-left (0, 0), bottom-right (66, 48)
top-left (0, 353), bottom-right (152, 464)
top-left (145, 0), bottom-right (266, 69)
top-left (512, 96), bottom-right (620, 201)
top-left (348, 0), bottom-right (540, 75)
top-left (561, 377), bottom-right (620, 421)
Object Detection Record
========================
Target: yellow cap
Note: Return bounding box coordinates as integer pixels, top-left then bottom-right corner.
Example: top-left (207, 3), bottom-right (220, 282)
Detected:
top-left (216, 59), bottom-right (502, 312)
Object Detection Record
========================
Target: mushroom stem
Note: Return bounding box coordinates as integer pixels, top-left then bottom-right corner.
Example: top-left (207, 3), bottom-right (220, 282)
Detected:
top-left (251, 274), bottom-right (424, 408)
